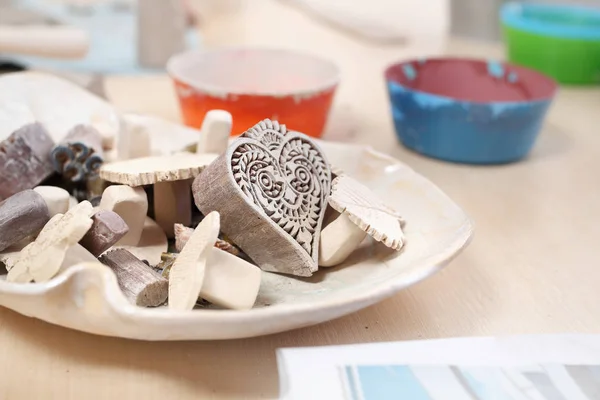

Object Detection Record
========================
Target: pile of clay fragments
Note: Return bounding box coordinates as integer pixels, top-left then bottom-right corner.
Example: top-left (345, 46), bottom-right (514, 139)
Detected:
top-left (0, 92), bottom-right (406, 312)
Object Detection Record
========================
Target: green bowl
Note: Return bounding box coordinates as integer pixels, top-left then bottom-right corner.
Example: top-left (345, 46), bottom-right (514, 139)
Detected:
top-left (501, 2), bottom-right (600, 85)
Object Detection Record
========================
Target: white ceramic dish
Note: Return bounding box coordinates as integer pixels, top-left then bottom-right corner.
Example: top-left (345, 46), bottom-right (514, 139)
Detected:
top-left (0, 121), bottom-right (472, 341)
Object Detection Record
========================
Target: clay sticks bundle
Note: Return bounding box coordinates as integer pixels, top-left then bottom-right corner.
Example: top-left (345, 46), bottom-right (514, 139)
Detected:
top-left (51, 124), bottom-right (104, 182)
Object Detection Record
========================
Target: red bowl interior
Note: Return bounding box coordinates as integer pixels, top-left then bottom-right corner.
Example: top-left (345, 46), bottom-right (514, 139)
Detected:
top-left (385, 57), bottom-right (557, 103)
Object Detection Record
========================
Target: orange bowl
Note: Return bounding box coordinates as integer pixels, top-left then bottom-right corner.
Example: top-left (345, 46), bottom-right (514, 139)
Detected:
top-left (167, 48), bottom-right (340, 138)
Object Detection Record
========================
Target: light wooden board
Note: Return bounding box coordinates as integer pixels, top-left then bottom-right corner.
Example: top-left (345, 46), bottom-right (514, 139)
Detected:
top-left (99, 152), bottom-right (218, 186)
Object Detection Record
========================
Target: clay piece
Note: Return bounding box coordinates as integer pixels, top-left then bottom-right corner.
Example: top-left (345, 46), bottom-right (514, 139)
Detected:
top-left (0, 189), bottom-right (50, 252)
top-left (168, 211), bottom-right (220, 311)
top-left (6, 201), bottom-right (94, 283)
top-left (99, 248), bottom-right (168, 307)
top-left (99, 152), bottom-right (218, 238)
top-left (319, 212), bottom-right (367, 267)
top-left (193, 119), bottom-right (332, 277)
top-left (0, 123), bottom-right (55, 201)
top-left (99, 185), bottom-right (147, 246)
top-left (201, 248), bottom-right (262, 310)
top-left (114, 217), bottom-right (168, 267)
top-left (33, 186), bottom-right (70, 217)
top-left (51, 124), bottom-right (104, 182)
top-left (174, 223), bottom-right (241, 256)
top-left (196, 110), bottom-right (233, 155)
top-left (162, 247), bottom-right (262, 310)
top-left (80, 210), bottom-right (129, 257)
top-left (319, 174), bottom-right (405, 267)
top-left (116, 117), bottom-right (151, 161)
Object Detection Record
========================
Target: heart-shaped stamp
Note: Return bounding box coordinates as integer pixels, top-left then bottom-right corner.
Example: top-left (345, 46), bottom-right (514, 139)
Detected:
top-left (193, 119), bottom-right (332, 277)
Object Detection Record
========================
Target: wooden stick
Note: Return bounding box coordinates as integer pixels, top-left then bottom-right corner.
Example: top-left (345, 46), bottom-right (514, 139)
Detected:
top-left (99, 249), bottom-right (168, 307)
top-left (80, 210), bottom-right (129, 257)
top-left (0, 123), bottom-right (55, 201)
top-left (0, 190), bottom-right (50, 252)
top-left (154, 179), bottom-right (192, 238)
top-left (174, 223), bottom-right (241, 256)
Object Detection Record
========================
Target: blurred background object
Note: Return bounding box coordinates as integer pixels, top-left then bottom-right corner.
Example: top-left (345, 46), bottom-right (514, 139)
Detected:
top-left (167, 47), bottom-right (339, 136)
top-left (281, 0), bottom-right (450, 44)
top-left (451, 0), bottom-right (600, 41)
top-left (0, 0), bottom-right (199, 74)
top-left (195, 0), bottom-right (450, 48)
top-left (501, 1), bottom-right (600, 85)
top-left (385, 57), bottom-right (557, 164)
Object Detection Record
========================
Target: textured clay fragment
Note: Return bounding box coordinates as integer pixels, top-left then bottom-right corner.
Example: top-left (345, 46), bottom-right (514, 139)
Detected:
top-left (80, 210), bottom-right (129, 256)
top-left (0, 123), bottom-right (55, 201)
top-left (0, 189), bottom-right (50, 252)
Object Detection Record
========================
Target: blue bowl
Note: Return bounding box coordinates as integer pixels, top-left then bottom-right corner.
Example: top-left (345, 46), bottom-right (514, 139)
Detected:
top-left (385, 57), bottom-right (557, 164)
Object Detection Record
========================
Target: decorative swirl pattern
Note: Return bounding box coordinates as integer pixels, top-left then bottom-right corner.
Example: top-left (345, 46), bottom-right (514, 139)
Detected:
top-left (231, 120), bottom-right (331, 258)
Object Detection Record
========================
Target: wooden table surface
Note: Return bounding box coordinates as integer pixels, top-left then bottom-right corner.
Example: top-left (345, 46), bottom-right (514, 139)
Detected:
top-left (2, 1), bottom-right (599, 399)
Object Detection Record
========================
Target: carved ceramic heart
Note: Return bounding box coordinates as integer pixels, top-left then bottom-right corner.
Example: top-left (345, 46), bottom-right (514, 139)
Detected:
top-left (193, 119), bottom-right (332, 277)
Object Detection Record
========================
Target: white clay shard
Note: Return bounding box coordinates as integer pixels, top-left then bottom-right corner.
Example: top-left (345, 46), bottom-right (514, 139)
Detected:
top-left (318, 174), bottom-right (406, 267)
top-left (319, 211), bottom-right (368, 267)
top-left (34, 186), bottom-right (70, 217)
top-left (99, 185), bottom-right (148, 246)
top-left (197, 110), bottom-right (233, 155)
top-left (7, 201), bottom-right (94, 283)
top-left (201, 247), bottom-right (262, 310)
top-left (328, 174), bottom-right (405, 250)
top-left (116, 117), bottom-right (151, 161)
top-left (168, 211), bottom-right (220, 311)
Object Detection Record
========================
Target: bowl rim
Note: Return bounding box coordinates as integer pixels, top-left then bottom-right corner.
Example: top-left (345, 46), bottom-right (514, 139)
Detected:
top-left (500, 1), bottom-right (600, 40)
top-left (166, 46), bottom-right (341, 99)
top-left (384, 56), bottom-right (558, 106)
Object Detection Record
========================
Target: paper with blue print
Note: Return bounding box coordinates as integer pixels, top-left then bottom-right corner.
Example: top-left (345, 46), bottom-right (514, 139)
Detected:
top-left (277, 335), bottom-right (600, 400)
top-left (340, 364), bottom-right (600, 400)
